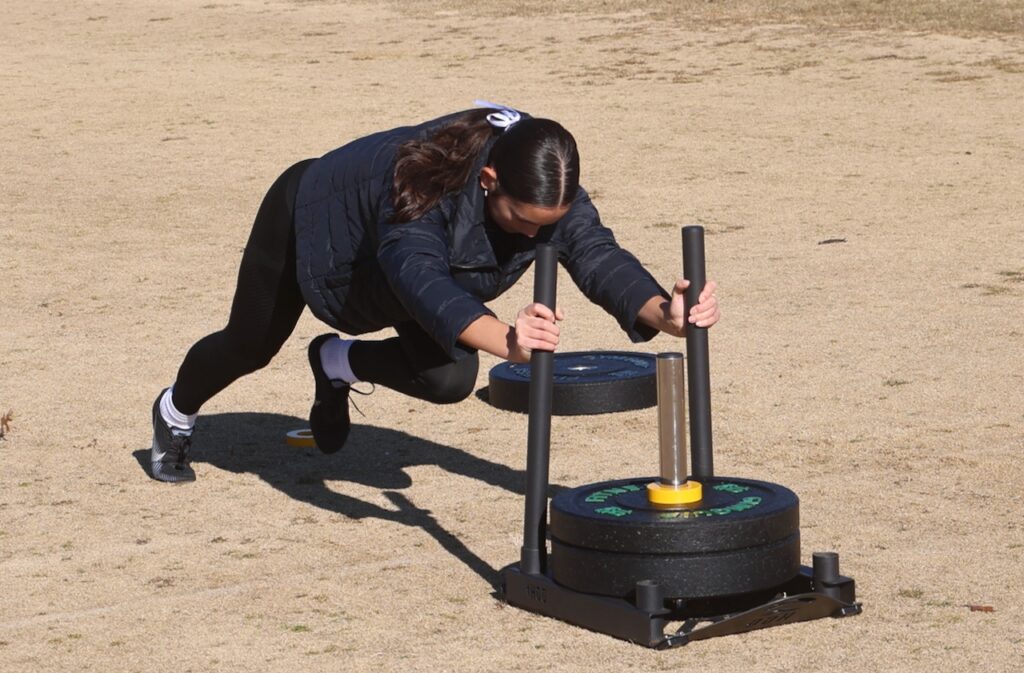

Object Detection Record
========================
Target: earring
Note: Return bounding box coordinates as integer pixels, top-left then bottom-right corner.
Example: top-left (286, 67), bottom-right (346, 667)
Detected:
top-left (483, 188), bottom-right (489, 197)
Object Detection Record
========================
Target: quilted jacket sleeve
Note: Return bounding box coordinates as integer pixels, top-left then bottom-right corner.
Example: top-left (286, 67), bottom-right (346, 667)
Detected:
top-left (557, 190), bottom-right (667, 342)
top-left (377, 201), bottom-right (496, 358)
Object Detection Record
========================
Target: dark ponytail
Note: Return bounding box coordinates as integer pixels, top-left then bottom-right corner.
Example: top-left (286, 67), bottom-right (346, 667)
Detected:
top-left (392, 110), bottom-right (494, 223)
top-left (392, 109), bottom-right (580, 223)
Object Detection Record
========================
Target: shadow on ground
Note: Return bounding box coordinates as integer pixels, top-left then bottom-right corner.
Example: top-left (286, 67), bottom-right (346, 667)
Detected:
top-left (135, 411), bottom-right (564, 588)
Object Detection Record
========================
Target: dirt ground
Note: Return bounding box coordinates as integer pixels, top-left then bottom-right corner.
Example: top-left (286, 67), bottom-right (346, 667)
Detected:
top-left (2, 1), bottom-right (1023, 671)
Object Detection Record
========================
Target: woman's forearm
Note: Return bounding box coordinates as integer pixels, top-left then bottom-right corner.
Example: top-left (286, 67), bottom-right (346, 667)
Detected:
top-left (458, 304), bottom-right (563, 363)
top-left (637, 294), bottom-right (686, 338)
top-left (458, 314), bottom-right (517, 360)
top-left (637, 279), bottom-right (720, 337)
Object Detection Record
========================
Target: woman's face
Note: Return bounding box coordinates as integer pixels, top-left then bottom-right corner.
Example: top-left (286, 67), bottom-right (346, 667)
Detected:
top-left (480, 165), bottom-right (570, 237)
top-left (486, 192), bottom-right (570, 238)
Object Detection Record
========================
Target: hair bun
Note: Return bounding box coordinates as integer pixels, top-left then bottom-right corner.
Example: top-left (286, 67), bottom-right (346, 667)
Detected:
top-left (473, 99), bottom-right (521, 131)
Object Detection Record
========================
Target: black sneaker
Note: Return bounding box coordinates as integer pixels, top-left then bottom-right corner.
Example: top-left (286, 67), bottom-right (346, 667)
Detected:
top-left (308, 334), bottom-right (351, 454)
top-left (150, 389), bottom-right (196, 483)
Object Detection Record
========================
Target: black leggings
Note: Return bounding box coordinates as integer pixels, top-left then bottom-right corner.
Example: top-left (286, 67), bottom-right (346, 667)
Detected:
top-left (171, 161), bottom-right (478, 415)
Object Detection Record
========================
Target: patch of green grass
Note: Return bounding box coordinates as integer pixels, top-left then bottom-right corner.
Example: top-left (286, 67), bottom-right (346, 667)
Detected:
top-left (977, 58), bottom-right (1024, 73)
top-left (390, 0), bottom-right (1024, 35)
top-left (305, 644), bottom-right (338, 656)
top-left (982, 285), bottom-right (1012, 296)
top-left (933, 72), bottom-right (989, 83)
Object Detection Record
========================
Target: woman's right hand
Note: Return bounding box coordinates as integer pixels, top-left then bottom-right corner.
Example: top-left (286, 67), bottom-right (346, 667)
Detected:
top-left (508, 303), bottom-right (563, 363)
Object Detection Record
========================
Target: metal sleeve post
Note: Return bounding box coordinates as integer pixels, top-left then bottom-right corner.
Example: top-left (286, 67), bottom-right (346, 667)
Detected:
top-left (521, 244), bottom-right (558, 575)
top-left (682, 226), bottom-right (714, 478)
top-left (656, 353), bottom-right (687, 486)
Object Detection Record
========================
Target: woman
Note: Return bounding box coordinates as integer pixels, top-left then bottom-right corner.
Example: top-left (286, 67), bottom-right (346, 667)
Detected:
top-left (150, 105), bottom-right (720, 483)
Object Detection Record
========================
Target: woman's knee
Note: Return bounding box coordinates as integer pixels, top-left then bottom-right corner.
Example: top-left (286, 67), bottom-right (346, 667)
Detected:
top-left (221, 330), bottom-right (284, 374)
top-left (421, 354), bottom-right (478, 404)
top-left (238, 348), bottom-right (277, 373)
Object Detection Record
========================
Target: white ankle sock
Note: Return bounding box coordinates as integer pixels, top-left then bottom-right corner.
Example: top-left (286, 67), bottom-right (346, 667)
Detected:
top-left (320, 336), bottom-right (359, 384)
top-left (160, 386), bottom-right (197, 431)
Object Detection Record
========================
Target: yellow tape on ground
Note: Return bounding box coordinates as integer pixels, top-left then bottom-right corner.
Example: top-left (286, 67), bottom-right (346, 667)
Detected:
top-left (286, 428), bottom-right (317, 448)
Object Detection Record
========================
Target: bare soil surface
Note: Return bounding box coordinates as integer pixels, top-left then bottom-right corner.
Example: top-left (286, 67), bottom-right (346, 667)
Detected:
top-left (2, 1), bottom-right (1022, 671)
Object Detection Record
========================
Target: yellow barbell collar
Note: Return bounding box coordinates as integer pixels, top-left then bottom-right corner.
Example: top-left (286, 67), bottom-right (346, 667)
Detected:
top-left (647, 480), bottom-right (703, 505)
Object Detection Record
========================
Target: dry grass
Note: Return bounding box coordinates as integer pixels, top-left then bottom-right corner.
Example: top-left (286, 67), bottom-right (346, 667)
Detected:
top-left (3, 1), bottom-right (1023, 670)
top-left (391, 0), bottom-right (1024, 35)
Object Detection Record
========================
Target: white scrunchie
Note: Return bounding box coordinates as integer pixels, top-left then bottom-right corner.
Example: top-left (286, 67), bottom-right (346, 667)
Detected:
top-left (473, 99), bottom-right (521, 130)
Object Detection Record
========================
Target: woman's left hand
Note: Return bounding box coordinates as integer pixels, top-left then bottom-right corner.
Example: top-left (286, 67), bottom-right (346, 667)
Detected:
top-left (669, 279), bottom-right (720, 331)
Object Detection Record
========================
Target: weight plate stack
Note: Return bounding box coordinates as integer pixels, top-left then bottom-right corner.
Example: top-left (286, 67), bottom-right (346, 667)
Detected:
top-left (549, 476), bottom-right (801, 599)
top-left (487, 351), bottom-right (657, 415)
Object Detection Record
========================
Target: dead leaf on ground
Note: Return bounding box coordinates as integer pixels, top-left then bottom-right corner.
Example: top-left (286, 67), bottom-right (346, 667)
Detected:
top-left (0, 410), bottom-right (13, 439)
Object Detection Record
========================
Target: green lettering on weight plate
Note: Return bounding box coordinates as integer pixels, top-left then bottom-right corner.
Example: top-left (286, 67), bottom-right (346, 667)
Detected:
top-left (656, 496), bottom-right (763, 519)
top-left (584, 484), bottom-right (643, 503)
top-left (595, 506), bottom-right (633, 518)
top-left (712, 483), bottom-right (750, 494)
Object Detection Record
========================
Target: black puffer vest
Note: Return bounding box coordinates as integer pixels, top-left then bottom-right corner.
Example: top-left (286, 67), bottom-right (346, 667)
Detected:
top-left (294, 111), bottom-right (665, 358)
